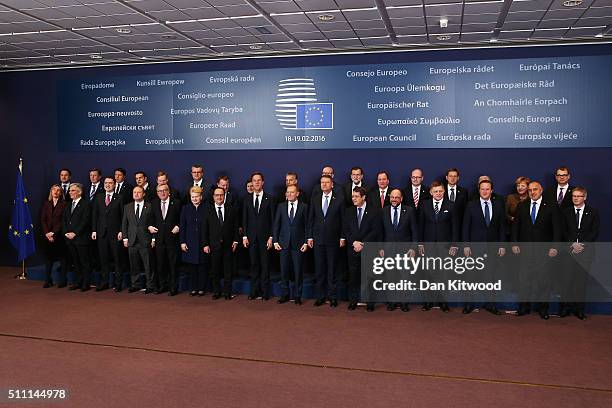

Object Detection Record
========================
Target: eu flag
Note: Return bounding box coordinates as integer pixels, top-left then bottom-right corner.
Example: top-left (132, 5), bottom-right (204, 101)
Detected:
top-left (8, 160), bottom-right (36, 263)
top-left (295, 103), bottom-right (333, 129)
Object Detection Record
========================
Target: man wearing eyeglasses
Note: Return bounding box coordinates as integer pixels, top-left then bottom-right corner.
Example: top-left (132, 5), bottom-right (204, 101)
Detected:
top-left (404, 168), bottom-right (430, 217)
top-left (559, 187), bottom-right (599, 320)
top-left (543, 166), bottom-right (573, 209)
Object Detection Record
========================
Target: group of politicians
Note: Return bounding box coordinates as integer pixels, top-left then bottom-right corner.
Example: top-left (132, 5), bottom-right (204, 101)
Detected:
top-left (40, 164), bottom-right (599, 320)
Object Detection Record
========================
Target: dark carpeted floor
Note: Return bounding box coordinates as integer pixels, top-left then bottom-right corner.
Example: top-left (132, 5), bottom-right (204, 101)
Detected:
top-left (1, 267), bottom-right (611, 407)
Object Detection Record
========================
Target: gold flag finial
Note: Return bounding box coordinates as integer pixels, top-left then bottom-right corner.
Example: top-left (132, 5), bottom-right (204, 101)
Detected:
top-left (18, 158), bottom-right (23, 174)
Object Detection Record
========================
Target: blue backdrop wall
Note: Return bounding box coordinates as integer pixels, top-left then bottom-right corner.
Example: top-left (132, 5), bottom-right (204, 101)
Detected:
top-left (1, 43), bottom-right (611, 266)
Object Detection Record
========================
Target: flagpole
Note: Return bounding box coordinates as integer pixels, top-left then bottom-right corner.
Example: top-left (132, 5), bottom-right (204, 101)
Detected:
top-left (15, 260), bottom-right (27, 280)
top-left (12, 157), bottom-right (30, 280)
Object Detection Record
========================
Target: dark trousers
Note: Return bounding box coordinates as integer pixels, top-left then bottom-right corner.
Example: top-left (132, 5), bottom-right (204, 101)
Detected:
top-left (117, 246), bottom-right (130, 288)
top-left (188, 263), bottom-right (208, 292)
top-left (128, 245), bottom-right (153, 290)
top-left (248, 238), bottom-right (270, 297)
top-left (280, 248), bottom-right (303, 298)
top-left (518, 252), bottom-right (552, 314)
top-left (43, 240), bottom-right (67, 285)
top-left (155, 243), bottom-right (179, 291)
top-left (67, 242), bottom-right (91, 288)
top-left (97, 233), bottom-right (120, 287)
top-left (561, 250), bottom-right (593, 313)
top-left (347, 251), bottom-right (361, 303)
top-left (211, 247), bottom-right (234, 295)
top-left (314, 244), bottom-right (339, 300)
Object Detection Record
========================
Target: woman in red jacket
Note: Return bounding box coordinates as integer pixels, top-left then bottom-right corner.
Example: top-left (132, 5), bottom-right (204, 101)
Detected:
top-left (40, 184), bottom-right (68, 288)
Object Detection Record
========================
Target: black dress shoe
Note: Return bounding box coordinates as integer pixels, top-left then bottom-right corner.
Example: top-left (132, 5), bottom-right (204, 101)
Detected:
top-left (348, 301), bottom-right (357, 310)
top-left (80, 286), bottom-right (91, 292)
top-left (224, 294), bottom-right (233, 300)
top-left (517, 308), bottom-right (530, 316)
top-left (574, 311), bottom-right (587, 320)
top-left (294, 297), bottom-right (302, 305)
top-left (366, 304), bottom-right (375, 312)
top-left (43, 282), bottom-right (53, 288)
top-left (248, 294), bottom-right (258, 300)
top-left (440, 303), bottom-right (450, 313)
top-left (144, 288), bottom-right (154, 294)
top-left (198, 291), bottom-right (205, 297)
top-left (277, 295), bottom-right (289, 304)
top-left (69, 285), bottom-right (80, 291)
top-left (168, 290), bottom-right (178, 296)
top-left (330, 299), bottom-right (338, 308)
top-left (128, 287), bottom-right (139, 293)
top-left (113, 286), bottom-right (122, 292)
top-left (386, 303), bottom-right (397, 311)
top-left (559, 309), bottom-right (571, 318)
top-left (313, 298), bottom-right (325, 307)
top-left (155, 288), bottom-right (167, 295)
top-left (539, 312), bottom-right (550, 320)
top-left (421, 303), bottom-right (433, 311)
top-left (462, 306), bottom-right (473, 314)
top-left (96, 284), bottom-right (109, 292)
top-left (400, 304), bottom-right (410, 312)
top-left (57, 283), bottom-right (67, 288)
top-left (262, 296), bottom-right (270, 301)
top-left (212, 293), bottom-right (222, 300)
top-left (486, 307), bottom-right (502, 315)
top-left (189, 291), bottom-right (197, 296)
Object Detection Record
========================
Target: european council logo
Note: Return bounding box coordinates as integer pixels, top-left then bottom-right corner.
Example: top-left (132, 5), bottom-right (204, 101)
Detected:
top-left (275, 78), bottom-right (334, 130)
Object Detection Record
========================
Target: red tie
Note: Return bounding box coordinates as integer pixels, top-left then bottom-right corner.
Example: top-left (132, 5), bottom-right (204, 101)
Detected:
top-left (105, 194), bottom-right (111, 206)
top-left (380, 191), bottom-right (385, 208)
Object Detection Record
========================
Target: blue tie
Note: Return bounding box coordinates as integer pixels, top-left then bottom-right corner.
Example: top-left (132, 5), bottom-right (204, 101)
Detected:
top-left (531, 202), bottom-right (537, 224)
top-left (357, 207), bottom-right (363, 228)
top-left (289, 202), bottom-right (295, 223)
top-left (484, 201), bottom-right (490, 227)
top-left (322, 195), bottom-right (329, 217)
top-left (393, 206), bottom-right (399, 229)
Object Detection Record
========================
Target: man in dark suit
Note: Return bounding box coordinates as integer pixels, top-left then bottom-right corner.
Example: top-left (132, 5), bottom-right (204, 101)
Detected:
top-left (59, 168), bottom-right (72, 201)
top-left (343, 167), bottom-right (368, 207)
top-left (462, 179), bottom-right (506, 315)
top-left (134, 171), bottom-right (154, 203)
top-left (311, 166), bottom-right (343, 203)
top-left (62, 183), bottom-right (92, 291)
top-left (560, 186), bottom-right (599, 320)
top-left (511, 181), bottom-right (561, 319)
top-left (243, 172), bottom-right (276, 300)
top-left (274, 185), bottom-right (309, 304)
top-left (185, 164), bottom-right (209, 204)
top-left (275, 172), bottom-right (307, 205)
top-left (91, 176), bottom-right (124, 291)
top-left (308, 175), bottom-right (345, 307)
top-left (210, 175), bottom-right (238, 206)
top-left (343, 186), bottom-right (382, 311)
top-left (368, 171), bottom-right (392, 210)
top-left (113, 168), bottom-right (133, 289)
top-left (419, 180), bottom-right (459, 312)
top-left (86, 168), bottom-right (104, 202)
top-left (543, 166), bottom-right (573, 209)
top-left (156, 171), bottom-right (181, 201)
top-left (114, 168), bottom-right (133, 202)
top-left (445, 168), bottom-right (469, 227)
top-left (381, 189), bottom-right (418, 312)
top-left (122, 186), bottom-right (155, 293)
top-left (203, 187), bottom-right (240, 300)
top-left (148, 184), bottom-right (181, 295)
top-left (404, 168), bottom-right (431, 216)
